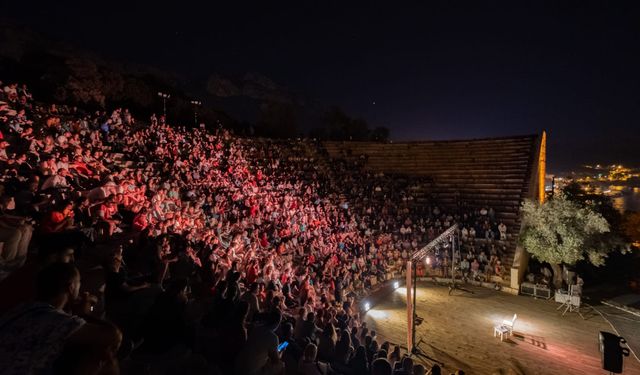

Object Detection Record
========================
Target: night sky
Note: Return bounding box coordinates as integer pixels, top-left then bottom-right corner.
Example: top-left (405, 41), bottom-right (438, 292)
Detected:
top-left (4, 1), bottom-right (640, 172)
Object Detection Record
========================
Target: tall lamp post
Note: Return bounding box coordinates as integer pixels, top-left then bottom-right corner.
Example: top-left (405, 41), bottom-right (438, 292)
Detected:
top-left (190, 100), bottom-right (202, 125)
top-left (405, 225), bottom-right (456, 367)
top-left (157, 92), bottom-right (171, 119)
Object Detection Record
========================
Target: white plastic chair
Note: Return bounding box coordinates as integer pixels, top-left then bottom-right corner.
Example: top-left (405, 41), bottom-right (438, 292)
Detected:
top-left (493, 325), bottom-right (509, 341)
top-left (502, 313), bottom-right (517, 334)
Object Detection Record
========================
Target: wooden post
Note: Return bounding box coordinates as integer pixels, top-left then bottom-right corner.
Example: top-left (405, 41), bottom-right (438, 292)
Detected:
top-left (406, 260), bottom-right (414, 352)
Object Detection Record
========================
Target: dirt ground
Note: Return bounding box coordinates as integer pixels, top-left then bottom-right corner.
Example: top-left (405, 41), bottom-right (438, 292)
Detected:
top-left (362, 281), bottom-right (640, 375)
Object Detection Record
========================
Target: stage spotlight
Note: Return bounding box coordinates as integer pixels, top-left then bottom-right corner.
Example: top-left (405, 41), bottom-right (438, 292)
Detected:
top-left (364, 302), bottom-right (371, 311)
top-left (393, 281), bottom-right (400, 289)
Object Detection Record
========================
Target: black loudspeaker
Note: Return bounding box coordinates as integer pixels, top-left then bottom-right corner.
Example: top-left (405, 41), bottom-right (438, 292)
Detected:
top-left (599, 331), bottom-right (630, 373)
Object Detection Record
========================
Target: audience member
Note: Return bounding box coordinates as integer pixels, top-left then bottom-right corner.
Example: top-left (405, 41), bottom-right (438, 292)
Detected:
top-left (0, 81), bottom-right (509, 374)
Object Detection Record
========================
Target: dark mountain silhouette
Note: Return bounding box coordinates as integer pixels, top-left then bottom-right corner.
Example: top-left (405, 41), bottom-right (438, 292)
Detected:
top-left (0, 20), bottom-right (388, 140)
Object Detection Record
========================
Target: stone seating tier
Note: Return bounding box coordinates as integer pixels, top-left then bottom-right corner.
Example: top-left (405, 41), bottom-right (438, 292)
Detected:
top-left (321, 134), bottom-right (541, 282)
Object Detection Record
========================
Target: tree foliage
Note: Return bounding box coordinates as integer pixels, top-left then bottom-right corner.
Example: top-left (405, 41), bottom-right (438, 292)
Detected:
top-left (370, 126), bottom-right (390, 142)
top-left (312, 107), bottom-right (390, 141)
top-left (256, 101), bottom-right (297, 138)
top-left (57, 57), bottom-right (125, 107)
top-left (323, 107), bottom-right (366, 140)
top-left (520, 194), bottom-right (616, 266)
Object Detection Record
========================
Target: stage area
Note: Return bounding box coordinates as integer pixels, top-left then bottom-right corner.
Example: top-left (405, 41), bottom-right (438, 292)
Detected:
top-left (363, 281), bottom-right (640, 375)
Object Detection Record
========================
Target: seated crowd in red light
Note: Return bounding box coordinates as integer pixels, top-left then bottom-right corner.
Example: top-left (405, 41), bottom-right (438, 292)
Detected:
top-left (0, 81), bottom-right (500, 374)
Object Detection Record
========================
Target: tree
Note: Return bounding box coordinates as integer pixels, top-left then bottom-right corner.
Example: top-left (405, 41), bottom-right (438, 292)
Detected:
top-left (519, 194), bottom-right (618, 288)
top-left (61, 57), bottom-right (106, 107)
top-left (322, 107), bottom-right (350, 140)
top-left (256, 101), bottom-right (297, 138)
top-left (321, 107), bottom-right (373, 141)
top-left (370, 126), bottom-right (390, 142)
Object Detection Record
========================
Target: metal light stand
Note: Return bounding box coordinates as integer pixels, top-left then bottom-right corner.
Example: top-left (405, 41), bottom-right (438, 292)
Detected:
top-left (406, 225), bottom-right (462, 368)
top-left (190, 100), bottom-right (202, 125)
top-left (158, 92), bottom-right (171, 119)
top-left (556, 285), bottom-right (585, 319)
top-left (410, 261), bottom-right (445, 367)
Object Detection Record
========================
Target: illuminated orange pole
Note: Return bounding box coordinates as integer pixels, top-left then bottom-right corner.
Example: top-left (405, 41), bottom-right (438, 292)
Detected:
top-left (406, 260), bottom-right (414, 352)
top-left (538, 131), bottom-right (547, 203)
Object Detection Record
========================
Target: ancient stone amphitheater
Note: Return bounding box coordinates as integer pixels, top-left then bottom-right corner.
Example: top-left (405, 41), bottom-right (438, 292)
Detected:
top-left (322, 132), bottom-right (547, 291)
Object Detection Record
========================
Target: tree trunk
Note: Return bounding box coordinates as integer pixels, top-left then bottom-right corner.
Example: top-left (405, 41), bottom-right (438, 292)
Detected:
top-left (550, 263), bottom-right (563, 290)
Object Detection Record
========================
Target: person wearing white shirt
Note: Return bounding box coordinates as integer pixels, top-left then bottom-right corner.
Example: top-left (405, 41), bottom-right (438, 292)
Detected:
top-left (40, 169), bottom-right (70, 191)
top-left (460, 258), bottom-right (470, 279)
top-left (498, 222), bottom-right (507, 241)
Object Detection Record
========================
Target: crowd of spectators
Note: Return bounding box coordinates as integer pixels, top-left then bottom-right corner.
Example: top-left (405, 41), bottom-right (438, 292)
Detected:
top-left (315, 149), bottom-right (511, 283)
top-left (0, 80), bottom-right (500, 374)
top-left (425, 212), bottom-right (511, 283)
